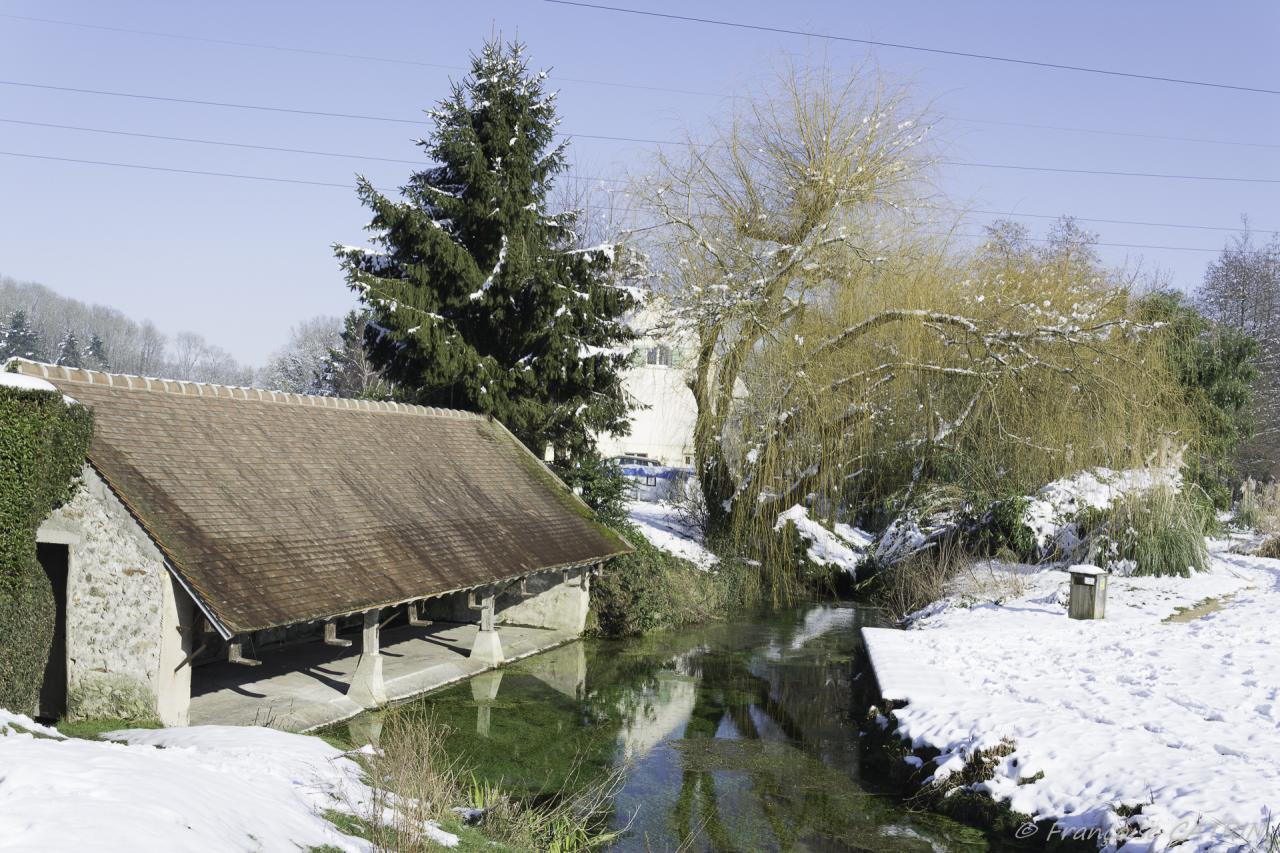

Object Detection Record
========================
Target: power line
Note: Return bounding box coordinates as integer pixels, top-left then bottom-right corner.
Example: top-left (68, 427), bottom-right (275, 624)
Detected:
top-left (2, 115), bottom-right (1275, 230)
top-left (946, 159), bottom-right (1280, 184)
top-left (0, 79), bottom-right (427, 125)
top-left (0, 150), bottom-right (1231, 254)
top-left (6, 79), bottom-right (1279, 185)
top-left (0, 150), bottom-right (359, 188)
top-left (0, 118), bottom-right (426, 165)
top-left (10, 114), bottom-right (1272, 230)
top-left (959, 208), bottom-right (1264, 235)
top-left (941, 231), bottom-right (1224, 254)
top-left (0, 149), bottom-right (629, 191)
top-left (7, 13), bottom-right (1277, 151)
top-left (0, 11), bottom-right (729, 100)
top-left (6, 76), bottom-right (1278, 157)
top-left (947, 116), bottom-right (1280, 151)
top-left (545, 0), bottom-right (1280, 96)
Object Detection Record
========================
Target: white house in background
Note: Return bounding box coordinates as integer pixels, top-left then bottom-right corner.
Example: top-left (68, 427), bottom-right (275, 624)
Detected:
top-left (597, 301), bottom-right (699, 471)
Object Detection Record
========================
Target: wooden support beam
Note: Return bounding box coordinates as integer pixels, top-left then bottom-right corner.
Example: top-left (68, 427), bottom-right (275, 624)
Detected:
top-left (362, 609), bottom-right (381, 657)
top-left (324, 620), bottom-right (352, 648)
top-left (228, 640), bottom-right (261, 667)
top-left (407, 600), bottom-right (432, 627)
top-left (173, 641), bottom-right (208, 672)
top-left (379, 607), bottom-right (398, 631)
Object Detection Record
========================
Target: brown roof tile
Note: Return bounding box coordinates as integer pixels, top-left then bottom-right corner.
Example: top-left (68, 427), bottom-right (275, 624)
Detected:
top-left (14, 361), bottom-right (630, 634)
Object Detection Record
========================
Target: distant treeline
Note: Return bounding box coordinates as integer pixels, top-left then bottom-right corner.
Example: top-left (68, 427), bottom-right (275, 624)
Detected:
top-left (0, 276), bottom-right (254, 385)
top-left (0, 275), bottom-right (383, 398)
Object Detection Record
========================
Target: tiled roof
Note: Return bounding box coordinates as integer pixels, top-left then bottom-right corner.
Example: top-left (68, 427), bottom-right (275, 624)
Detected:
top-left (12, 361), bottom-right (630, 635)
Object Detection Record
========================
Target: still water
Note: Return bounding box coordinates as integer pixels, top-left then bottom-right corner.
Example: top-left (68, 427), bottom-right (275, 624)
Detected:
top-left (352, 605), bottom-right (1015, 852)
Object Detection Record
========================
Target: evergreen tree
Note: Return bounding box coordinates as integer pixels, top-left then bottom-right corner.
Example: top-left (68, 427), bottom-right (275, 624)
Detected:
top-left (56, 329), bottom-right (83, 368)
top-left (86, 333), bottom-right (111, 371)
top-left (336, 38), bottom-right (635, 459)
top-left (319, 309), bottom-right (389, 399)
top-left (1, 310), bottom-right (43, 362)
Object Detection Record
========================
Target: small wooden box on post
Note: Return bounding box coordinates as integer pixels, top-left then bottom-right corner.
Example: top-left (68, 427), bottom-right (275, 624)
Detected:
top-left (1068, 565), bottom-right (1108, 620)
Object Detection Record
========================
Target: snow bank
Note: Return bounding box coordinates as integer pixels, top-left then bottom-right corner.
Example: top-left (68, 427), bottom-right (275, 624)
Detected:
top-left (0, 709), bottom-right (64, 738)
top-left (775, 504), bottom-right (871, 575)
top-left (0, 723), bottom-right (458, 852)
top-left (627, 500), bottom-right (718, 569)
top-left (863, 546), bottom-right (1280, 852)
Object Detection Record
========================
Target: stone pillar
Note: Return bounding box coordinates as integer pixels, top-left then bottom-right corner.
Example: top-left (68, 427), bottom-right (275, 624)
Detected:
top-left (348, 609), bottom-right (387, 709)
top-left (469, 594), bottom-right (504, 665)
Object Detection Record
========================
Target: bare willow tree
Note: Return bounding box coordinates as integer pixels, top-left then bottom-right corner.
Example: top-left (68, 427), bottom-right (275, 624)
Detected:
top-left (637, 64), bottom-right (1182, 557)
top-left (637, 64), bottom-right (934, 537)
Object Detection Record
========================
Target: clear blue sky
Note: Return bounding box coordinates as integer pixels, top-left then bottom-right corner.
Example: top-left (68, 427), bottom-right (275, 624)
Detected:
top-left (1, 1), bottom-right (1276, 364)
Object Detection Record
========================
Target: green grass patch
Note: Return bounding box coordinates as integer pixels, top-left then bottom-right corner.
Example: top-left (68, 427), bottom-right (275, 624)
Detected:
top-left (56, 716), bottom-right (162, 741)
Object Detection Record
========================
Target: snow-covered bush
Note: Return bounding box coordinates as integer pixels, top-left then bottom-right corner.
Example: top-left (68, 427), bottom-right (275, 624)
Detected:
top-left (1074, 484), bottom-right (1209, 577)
top-left (867, 537), bottom-right (969, 623)
top-left (965, 496), bottom-right (1037, 562)
top-left (1236, 478), bottom-right (1280, 534)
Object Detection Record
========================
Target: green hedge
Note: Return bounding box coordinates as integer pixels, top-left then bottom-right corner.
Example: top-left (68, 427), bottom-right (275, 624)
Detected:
top-left (0, 381), bottom-right (93, 714)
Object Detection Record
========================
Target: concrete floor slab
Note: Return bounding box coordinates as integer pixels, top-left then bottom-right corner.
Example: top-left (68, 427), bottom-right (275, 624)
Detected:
top-left (189, 621), bottom-right (578, 731)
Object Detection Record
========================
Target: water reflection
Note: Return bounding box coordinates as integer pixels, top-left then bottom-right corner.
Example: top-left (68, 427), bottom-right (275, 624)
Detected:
top-left (344, 605), bottom-right (1012, 852)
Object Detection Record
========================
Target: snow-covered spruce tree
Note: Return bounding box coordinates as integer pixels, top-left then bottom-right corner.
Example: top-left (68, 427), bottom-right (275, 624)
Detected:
top-left (56, 330), bottom-right (83, 368)
top-left (335, 39), bottom-right (635, 459)
top-left (1, 310), bottom-right (43, 362)
top-left (86, 333), bottom-right (110, 371)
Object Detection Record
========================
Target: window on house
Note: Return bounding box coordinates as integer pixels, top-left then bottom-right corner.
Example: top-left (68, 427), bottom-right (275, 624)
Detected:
top-left (646, 345), bottom-right (673, 366)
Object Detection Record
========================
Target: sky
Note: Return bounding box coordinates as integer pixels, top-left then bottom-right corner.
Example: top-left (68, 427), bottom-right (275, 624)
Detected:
top-left (0, 1), bottom-right (1276, 365)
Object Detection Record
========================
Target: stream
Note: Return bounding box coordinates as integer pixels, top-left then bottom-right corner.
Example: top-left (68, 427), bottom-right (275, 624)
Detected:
top-left (342, 604), bottom-right (1019, 852)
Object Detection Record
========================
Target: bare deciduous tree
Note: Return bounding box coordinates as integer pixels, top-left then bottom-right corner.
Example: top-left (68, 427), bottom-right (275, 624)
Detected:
top-left (1195, 225), bottom-right (1280, 478)
top-left (636, 64), bottom-right (1179, 566)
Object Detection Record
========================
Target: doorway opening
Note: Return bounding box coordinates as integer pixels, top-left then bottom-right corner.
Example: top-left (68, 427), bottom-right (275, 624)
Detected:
top-left (36, 542), bottom-right (69, 721)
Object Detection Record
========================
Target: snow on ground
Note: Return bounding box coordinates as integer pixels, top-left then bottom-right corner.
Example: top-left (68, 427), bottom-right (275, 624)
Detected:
top-left (863, 545), bottom-right (1280, 852)
top-left (627, 500), bottom-right (718, 569)
top-left (775, 504), bottom-right (872, 575)
top-left (0, 722), bottom-right (458, 852)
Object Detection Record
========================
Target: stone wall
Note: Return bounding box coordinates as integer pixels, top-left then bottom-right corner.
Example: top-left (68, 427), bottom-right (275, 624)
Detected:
top-left (38, 467), bottom-right (193, 724)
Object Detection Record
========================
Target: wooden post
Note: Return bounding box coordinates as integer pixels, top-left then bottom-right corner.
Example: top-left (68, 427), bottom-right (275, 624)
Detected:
top-left (324, 619), bottom-right (352, 647)
top-left (407, 600), bottom-right (432, 627)
top-left (347, 609), bottom-right (387, 708)
top-left (228, 639), bottom-right (260, 667)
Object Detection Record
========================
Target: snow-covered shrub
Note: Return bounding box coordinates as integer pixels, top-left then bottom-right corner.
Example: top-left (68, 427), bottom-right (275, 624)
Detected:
top-left (1236, 478), bottom-right (1280, 534)
top-left (965, 496), bottom-right (1037, 562)
top-left (867, 537), bottom-right (968, 623)
top-left (773, 504), bottom-right (870, 587)
top-left (668, 477), bottom-right (710, 542)
top-left (1075, 485), bottom-right (1208, 577)
top-left (591, 522), bottom-right (758, 637)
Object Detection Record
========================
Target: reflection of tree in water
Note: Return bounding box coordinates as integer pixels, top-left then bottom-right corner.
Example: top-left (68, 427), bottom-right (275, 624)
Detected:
top-left (669, 648), bottom-right (809, 851)
top-left (378, 609), bottom-right (1005, 853)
